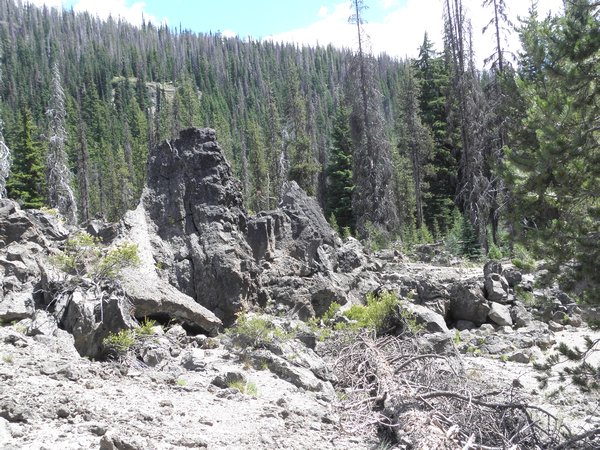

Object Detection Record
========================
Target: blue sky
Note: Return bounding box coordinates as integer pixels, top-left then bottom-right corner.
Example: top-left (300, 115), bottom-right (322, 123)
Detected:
top-left (29, 0), bottom-right (564, 64)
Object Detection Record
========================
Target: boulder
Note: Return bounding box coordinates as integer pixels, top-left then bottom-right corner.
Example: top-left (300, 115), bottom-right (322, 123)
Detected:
top-left (488, 303), bottom-right (513, 327)
top-left (249, 349), bottom-right (331, 393)
top-left (26, 310), bottom-right (58, 336)
top-left (53, 288), bottom-right (137, 358)
top-left (119, 206), bottom-right (222, 333)
top-left (115, 128), bottom-right (356, 325)
top-left (484, 273), bottom-right (509, 303)
top-left (0, 282), bottom-right (34, 322)
top-left (265, 339), bottom-right (335, 382)
top-left (0, 199), bottom-right (67, 247)
top-left (279, 181), bottom-right (338, 268)
top-left (246, 211), bottom-right (288, 262)
top-left (180, 348), bottom-right (206, 371)
top-left (401, 301), bottom-right (449, 333)
top-left (510, 303), bottom-right (533, 328)
top-left (211, 371), bottom-right (247, 389)
top-left (503, 266), bottom-right (523, 288)
top-left (335, 237), bottom-right (368, 272)
top-left (0, 417), bottom-right (11, 447)
top-left (416, 279), bottom-right (450, 303)
top-left (449, 282), bottom-right (490, 324)
top-left (416, 332), bottom-right (455, 354)
top-left (141, 128), bottom-right (259, 324)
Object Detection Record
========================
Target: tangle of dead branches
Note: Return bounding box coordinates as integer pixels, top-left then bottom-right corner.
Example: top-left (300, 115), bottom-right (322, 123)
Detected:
top-left (323, 331), bottom-right (600, 449)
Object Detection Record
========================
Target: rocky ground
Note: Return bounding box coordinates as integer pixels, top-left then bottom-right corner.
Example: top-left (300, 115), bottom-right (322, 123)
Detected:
top-left (1, 260), bottom-right (599, 449)
top-left (0, 322), bottom-right (378, 450)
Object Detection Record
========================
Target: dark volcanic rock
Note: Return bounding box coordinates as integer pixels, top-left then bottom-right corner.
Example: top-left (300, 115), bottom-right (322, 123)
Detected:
top-left (118, 128), bottom-right (351, 325)
top-left (279, 181), bottom-right (338, 270)
top-left (449, 282), bottom-right (490, 325)
top-left (141, 128), bottom-right (260, 324)
top-left (0, 199), bottom-right (68, 247)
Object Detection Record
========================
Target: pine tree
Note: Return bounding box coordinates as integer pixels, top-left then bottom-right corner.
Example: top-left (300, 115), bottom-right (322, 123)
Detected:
top-left (45, 63), bottom-right (77, 224)
top-left (326, 106), bottom-right (355, 232)
top-left (246, 118), bottom-right (269, 212)
top-left (506, 0), bottom-right (600, 285)
top-left (348, 0), bottom-right (400, 238)
top-left (396, 63), bottom-right (433, 231)
top-left (6, 108), bottom-right (46, 209)
top-left (0, 46), bottom-right (10, 199)
top-left (444, 0), bottom-right (493, 252)
top-left (414, 33), bottom-right (457, 235)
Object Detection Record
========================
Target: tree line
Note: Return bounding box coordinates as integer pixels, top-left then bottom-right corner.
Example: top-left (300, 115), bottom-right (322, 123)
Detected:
top-left (0, 0), bottom-right (597, 296)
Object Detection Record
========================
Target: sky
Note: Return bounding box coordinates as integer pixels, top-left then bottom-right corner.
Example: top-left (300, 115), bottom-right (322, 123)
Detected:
top-left (27, 0), bottom-right (565, 67)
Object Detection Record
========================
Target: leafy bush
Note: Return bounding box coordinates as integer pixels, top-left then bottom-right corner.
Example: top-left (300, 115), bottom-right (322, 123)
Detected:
top-left (136, 317), bottom-right (158, 336)
top-left (487, 243), bottom-right (503, 260)
top-left (102, 329), bottom-right (136, 356)
top-left (343, 291), bottom-right (399, 335)
top-left (226, 313), bottom-right (292, 348)
top-left (228, 379), bottom-right (258, 397)
top-left (341, 226), bottom-right (353, 239)
top-left (53, 231), bottom-right (140, 282)
top-left (511, 243), bottom-right (537, 272)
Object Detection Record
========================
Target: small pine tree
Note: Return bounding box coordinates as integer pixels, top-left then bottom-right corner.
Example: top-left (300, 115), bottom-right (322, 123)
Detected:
top-left (326, 106), bottom-right (355, 232)
top-left (6, 108), bottom-right (46, 209)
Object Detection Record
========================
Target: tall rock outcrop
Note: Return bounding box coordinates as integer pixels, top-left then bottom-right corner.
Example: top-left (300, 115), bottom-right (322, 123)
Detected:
top-left (140, 128), bottom-right (260, 323)
top-left (118, 128), bottom-right (362, 326)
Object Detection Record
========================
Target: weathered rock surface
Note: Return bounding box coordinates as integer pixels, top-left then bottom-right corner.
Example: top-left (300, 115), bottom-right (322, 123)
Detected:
top-left (449, 282), bottom-right (491, 325)
top-left (401, 301), bottom-right (449, 333)
top-left (488, 302), bottom-right (513, 326)
top-left (484, 273), bottom-right (510, 303)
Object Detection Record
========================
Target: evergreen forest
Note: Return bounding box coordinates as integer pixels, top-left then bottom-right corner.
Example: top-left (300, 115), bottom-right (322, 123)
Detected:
top-left (0, 0), bottom-right (598, 301)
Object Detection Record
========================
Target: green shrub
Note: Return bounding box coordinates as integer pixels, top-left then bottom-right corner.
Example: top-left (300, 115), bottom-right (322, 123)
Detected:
top-left (226, 313), bottom-right (292, 348)
top-left (103, 329), bottom-right (136, 356)
top-left (136, 317), bottom-right (158, 336)
top-left (515, 287), bottom-right (536, 307)
top-left (322, 302), bottom-right (341, 323)
top-left (343, 291), bottom-right (399, 334)
top-left (328, 213), bottom-right (340, 235)
top-left (487, 243), bottom-right (503, 260)
top-left (341, 226), bottom-right (353, 239)
top-left (511, 243), bottom-right (537, 272)
top-left (53, 231), bottom-right (140, 282)
top-left (228, 379), bottom-right (258, 397)
top-left (417, 224), bottom-right (434, 244)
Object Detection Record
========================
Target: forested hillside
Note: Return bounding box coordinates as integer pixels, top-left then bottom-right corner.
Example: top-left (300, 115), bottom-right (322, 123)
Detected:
top-left (0, 0), bottom-right (597, 298)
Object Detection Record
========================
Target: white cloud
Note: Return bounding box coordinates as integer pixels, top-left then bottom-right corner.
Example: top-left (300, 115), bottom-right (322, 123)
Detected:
top-left (266, 2), bottom-right (356, 51)
top-left (72, 0), bottom-right (165, 27)
top-left (318, 6), bottom-right (329, 17)
top-left (266, 0), bottom-right (565, 68)
top-left (380, 0), bottom-right (399, 10)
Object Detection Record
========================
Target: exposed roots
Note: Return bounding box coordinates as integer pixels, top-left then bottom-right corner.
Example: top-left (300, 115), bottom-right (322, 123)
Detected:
top-left (323, 331), bottom-right (600, 449)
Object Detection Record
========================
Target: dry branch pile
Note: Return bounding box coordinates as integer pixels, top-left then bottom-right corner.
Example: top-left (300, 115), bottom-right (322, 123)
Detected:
top-left (323, 331), bottom-right (600, 449)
